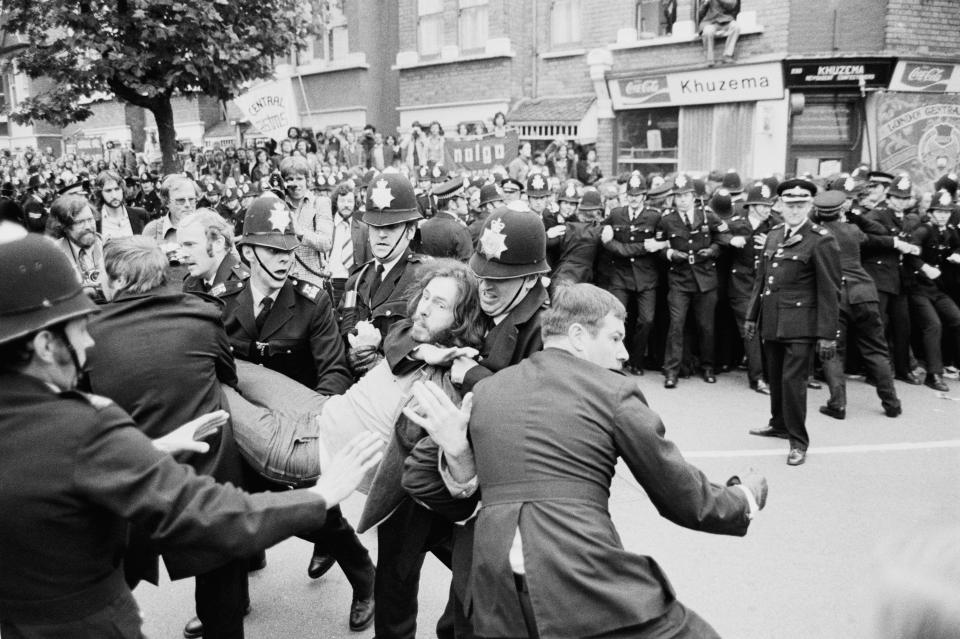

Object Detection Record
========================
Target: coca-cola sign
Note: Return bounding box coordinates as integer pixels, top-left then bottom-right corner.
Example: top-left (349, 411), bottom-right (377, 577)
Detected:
top-left (617, 75), bottom-right (670, 106)
top-left (890, 60), bottom-right (960, 93)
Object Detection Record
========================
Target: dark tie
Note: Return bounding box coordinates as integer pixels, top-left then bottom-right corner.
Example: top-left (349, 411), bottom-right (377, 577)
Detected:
top-left (201, 280), bottom-right (212, 293)
top-left (255, 297), bottom-right (273, 335)
top-left (784, 228), bottom-right (792, 241)
top-left (367, 263), bottom-right (386, 301)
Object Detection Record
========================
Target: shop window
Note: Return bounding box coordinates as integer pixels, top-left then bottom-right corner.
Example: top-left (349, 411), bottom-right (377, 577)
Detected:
top-left (789, 98), bottom-right (860, 176)
top-left (419, 0), bottom-right (444, 57)
top-left (616, 107), bottom-right (679, 175)
top-left (550, 0), bottom-right (581, 47)
top-left (459, 0), bottom-right (488, 52)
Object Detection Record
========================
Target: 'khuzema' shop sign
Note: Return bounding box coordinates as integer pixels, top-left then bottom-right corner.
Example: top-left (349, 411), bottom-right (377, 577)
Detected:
top-left (610, 62), bottom-right (784, 109)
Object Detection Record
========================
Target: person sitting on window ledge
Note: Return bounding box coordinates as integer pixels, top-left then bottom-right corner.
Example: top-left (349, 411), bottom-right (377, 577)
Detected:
top-left (698, 0), bottom-right (740, 66)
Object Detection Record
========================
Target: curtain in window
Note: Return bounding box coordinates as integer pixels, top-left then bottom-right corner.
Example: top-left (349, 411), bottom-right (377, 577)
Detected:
top-left (679, 102), bottom-right (755, 172)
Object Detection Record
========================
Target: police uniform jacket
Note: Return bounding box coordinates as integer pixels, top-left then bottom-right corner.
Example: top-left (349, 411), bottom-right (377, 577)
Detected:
top-left (820, 219), bottom-right (880, 307)
top-left (417, 211), bottom-right (473, 261)
top-left (655, 205), bottom-right (731, 293)
top-left (549, 220), bottom-right (602, 285)
top-left (0, 373), bottom-right (328, 634)
top-left (746, 221), bottom-right (841, 342)
top-left (338, 250), bottom-right (427, 342)
top-left (903, 220), bottom-right (960, 297)
top-left (183, 251), bottom-right (249, 294)
top-left (465, 349), bottom-right (751, 638)
top-left (219, 276), bottom-right (352, 395)
top-left (134, 190), bottom-right (163, 219)
top-left (860, 203), bottom-right (912, 295)
top-left (385, 280), bottom-right (548, 394)
top-left (598, 205), bottom-right (662, 292)
top-left (727, 214), bottom-right (775, 301)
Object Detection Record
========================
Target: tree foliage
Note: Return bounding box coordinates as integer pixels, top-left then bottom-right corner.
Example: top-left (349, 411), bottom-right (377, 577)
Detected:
top-left (1, 0), bottom-right (324, 172)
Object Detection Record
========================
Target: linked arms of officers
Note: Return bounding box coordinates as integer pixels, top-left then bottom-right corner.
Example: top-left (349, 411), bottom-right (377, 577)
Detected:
top-left (600, 224), bottom-right (655, 257)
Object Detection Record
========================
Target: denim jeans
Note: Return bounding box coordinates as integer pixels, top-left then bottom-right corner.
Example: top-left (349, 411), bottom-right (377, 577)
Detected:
top-left (226, 360), bottom-right (420, 487)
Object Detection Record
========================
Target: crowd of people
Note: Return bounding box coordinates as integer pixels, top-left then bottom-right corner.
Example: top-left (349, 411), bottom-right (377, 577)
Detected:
top-left (1, 130), bottom-right (958, 638)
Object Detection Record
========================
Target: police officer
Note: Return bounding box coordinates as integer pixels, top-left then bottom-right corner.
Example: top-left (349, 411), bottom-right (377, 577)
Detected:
top-left (726, 182), bottom-right (778, 393)
top-left (216, 193), bottom-right (375, 633)
top-left (338, 172), bottom-right (427, 376)
top-left (652, 172), bottom-right (731, 387)
top-left (746, 179), bottom-right (841, 466)
top-left (599, 171), bottom-right (664, 374)
top-left (419, 176), bottom-right (473, 261)
top-left (813, 190), bottom-right (901, 419)
top-left (0, 232), bottom-right (381, 638)
top-left (903, 189), bottom-right (960, 392)
top-left (134, 172), bottom-right (163, 219)
top-left (859, 173), bottom-right (924, 384)
top-left (549, 189), bottom-right (604, 293)
top-left (178, 209), bottom-right (249, 294)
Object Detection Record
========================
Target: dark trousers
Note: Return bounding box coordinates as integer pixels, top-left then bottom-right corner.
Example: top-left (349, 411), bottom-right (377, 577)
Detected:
top-left (664, 287), bottom-right (717, 376)
top-left (909, 291), bottom-right (960, 375)
top-left (304, 505), bottom-right (375, 597)
top-left (609, 286), bottom-right (657, 369)
top-left (876, 291), bottom-right (913, 377)
top-left (730, 296), bottom-right (764, 384)
top-left (823, 301), bottom-right (899, 413)
top-left (502, 595), bottom-right (721, 639)
top-left (375, 499), bottom-right (455, 639)
top-left (195, 558), bottom-right (249, 639)
top-left (764, 340), bottom-right (813, 451)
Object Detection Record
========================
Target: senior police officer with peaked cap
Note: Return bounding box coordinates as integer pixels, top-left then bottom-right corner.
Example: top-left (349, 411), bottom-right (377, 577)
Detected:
top-left (745, 178), bottom-right (841, 466)
top-left (0, 232), bottom-right (380, 638)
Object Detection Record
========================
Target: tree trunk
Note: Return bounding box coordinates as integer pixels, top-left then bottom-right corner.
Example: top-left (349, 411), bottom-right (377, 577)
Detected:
top-left (151, 97), bottom-right (181, 175)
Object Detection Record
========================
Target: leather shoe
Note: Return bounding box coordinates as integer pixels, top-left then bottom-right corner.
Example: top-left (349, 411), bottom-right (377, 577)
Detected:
top-left (806, 379), bottom-right (822, 390)
top-left (702, 367), bottom-right (716, 383)
top-left (786, 448), bottom-right (806, 466)
top-left (884, 405), bottom-right (902, 418)
top-left (896, 371), bottom-right (924, 385)
top-left (349, 595), bottom-right (374, 631)
top-left (664, 375), bottom-right (678, 389)
top-left (925, 374), bottom-right (949, 392)
top-left (818, 405), bottom-right (845, 420)
top-left (751, 380), bottom-right (770, 395)
top-left (748, 425), bottom-right (789, 439)
top-left (307, 550), bottom-right (336, 580)
top-left (183, 604), bottom-right (250, 638)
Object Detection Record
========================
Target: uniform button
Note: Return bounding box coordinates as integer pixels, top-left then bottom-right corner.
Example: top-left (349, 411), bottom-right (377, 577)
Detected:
top-left (385, 310), bottom-right (392, 316)
top-left (795, 302), bottom-right (801, 307)
top-left (764, 289), bottom-right (771, 295)
top-left (768, 276), bottom-right (774, 283)
top-left (629, 258), bottom-right (635, 263)
top-left (772, 263), bottom-right (779, 268)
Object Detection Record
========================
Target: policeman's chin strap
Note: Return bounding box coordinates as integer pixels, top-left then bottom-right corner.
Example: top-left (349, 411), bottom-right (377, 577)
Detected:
top-left (379, 226), bottom-right (409, 264)
top-left (251, 246), bottom-right (288, 282)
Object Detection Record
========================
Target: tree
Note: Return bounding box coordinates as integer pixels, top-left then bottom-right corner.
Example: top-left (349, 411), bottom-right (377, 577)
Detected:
top-left (1, 0), bottom-right (324, 174)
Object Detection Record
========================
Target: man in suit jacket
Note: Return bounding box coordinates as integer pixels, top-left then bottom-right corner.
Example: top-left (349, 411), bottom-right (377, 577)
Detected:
top-left (651, 173), bottom-right (731, 387)
top-left (402, 283), bottom-right (767, 639)
top-left (418, 177), bottom-right (473, 261)
top-left (216, 194), bottom-right (375, 633)
top-left (746, 179), bottom-right (841, 466)
top-left (0, 233), bottom-right (379, 639)
top-left (178, 209), bottom-right (250, 294)
top-left (326, 182), bottom-right (373, 308)
top-left (83, 236), bottom-right (251, 637)
top-left (96, 170), bottom-right (149, 240)
top-left (599, 171), bottom-right (663, 373)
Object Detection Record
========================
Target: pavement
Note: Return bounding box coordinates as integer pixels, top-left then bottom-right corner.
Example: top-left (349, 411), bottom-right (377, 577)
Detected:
top-left (136, 368), bottom-right (960, 639)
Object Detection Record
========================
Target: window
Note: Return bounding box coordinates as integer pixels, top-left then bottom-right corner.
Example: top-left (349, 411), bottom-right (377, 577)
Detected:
top-left (418, 0), bottom-right (444, 57)
top-left (307, 0), bottom-right (348, 63)
top-left (550, 0), bottom-right (581, 47)
top-left (459, 0), bottom-right (488, 52)
top-left (636, 0), bottom-right (674, 36)
top-left (616, 107), bottom-right (679, 175)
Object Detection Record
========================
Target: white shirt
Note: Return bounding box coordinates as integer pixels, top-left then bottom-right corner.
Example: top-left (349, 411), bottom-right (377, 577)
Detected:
top-left (100, 208), bottom-right (133, 241)
top-left (327, 216), bottom-right (354, 280)
top-left (250, 281), bottom-right (281, 317)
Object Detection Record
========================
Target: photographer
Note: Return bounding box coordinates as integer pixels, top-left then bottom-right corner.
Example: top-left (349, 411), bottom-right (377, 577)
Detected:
top-left (142, 174), bottom-right (201, 282)
top-left (401, 121), bottom-right (428, 171)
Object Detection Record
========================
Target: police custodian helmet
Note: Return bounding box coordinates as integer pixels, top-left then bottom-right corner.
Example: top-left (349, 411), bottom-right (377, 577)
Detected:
top-left (237, 194), bottom-right (300, 251)
top-left (363, 173), bottom-right (421, 227)
top-left (470, 207), bottom-right (550, 280)
top-left (0, 232), bottom-right (99, 344)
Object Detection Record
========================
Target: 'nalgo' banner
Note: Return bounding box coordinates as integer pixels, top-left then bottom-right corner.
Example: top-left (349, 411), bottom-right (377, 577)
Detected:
top-left (444, 130), bottom-right (519, 175)
top-left (234, 79), bottom-right (300, 144)
top-left (876, 92), bottom-right (960, 193)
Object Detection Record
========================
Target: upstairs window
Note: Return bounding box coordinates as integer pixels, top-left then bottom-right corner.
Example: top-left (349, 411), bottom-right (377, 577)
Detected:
top-left (550, 0), bottom-right (581, 47)
top-left (459, 0), bottom-right (489, 52)
top-left (418, 0), bottom-right (444, 57)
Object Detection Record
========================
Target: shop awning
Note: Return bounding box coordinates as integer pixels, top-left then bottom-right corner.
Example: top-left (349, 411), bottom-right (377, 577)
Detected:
top-left (507, 95), bottom-right (597, 144)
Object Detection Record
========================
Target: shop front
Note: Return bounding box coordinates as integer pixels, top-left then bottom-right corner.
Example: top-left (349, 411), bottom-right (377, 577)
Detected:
top-left (607, 61), bottom-right (787, 178)
top-left (783, 57), bottom-right (894, 177)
